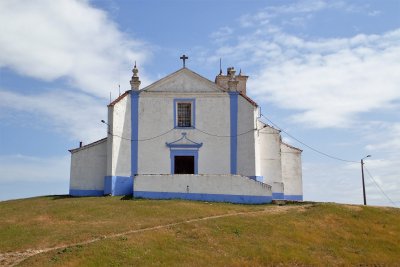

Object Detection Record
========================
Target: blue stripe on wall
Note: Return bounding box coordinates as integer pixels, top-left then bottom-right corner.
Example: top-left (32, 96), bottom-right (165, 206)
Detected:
top-left (104, 176), bottom-right (133, 196)
top-left (134, 191), bottom-right (272, 204)
top-left (229, 92), bottom-right (239, 174)
top-left (104, 176), bottom-right (112, 195)
top-left (285, 195), bottom-right (303, 201)
top-left (131, 91), bottom-right (139, 175)
top-left (69, 189), bottom-right (104, 197)
top-left (272, 192), bottom-right (284, 200)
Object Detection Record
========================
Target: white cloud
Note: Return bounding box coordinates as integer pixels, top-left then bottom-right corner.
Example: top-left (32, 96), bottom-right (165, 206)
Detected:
top-left (0, 154), bottom-right (69, 183)
top-left (210, 27), bottom-right (234, 44)
top-left (303, 159), bottom-right (399, 207)
top-left (238, 0), bottom-right (370, 28)
top-left (0, 0), bottom-right (150, 98)
top-left (0, 89), bottom-right (107, 142)
top-left (205, 1), bottom-right (400, 208)
top-left (209, 24), bottom-right (400, 128)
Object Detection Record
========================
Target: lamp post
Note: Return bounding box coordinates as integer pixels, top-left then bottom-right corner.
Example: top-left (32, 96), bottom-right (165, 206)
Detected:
top-left (101, 120), bottom-right (110, 134)
top-left (361, 155), bottom-right (371, 205)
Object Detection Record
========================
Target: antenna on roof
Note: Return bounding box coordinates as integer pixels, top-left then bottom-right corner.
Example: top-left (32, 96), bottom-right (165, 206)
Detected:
top-left (109, 92), bottom-right (111, 104)
top-left (219, 58), bottom-right (222, 75)
top-left (118, 84), bottom-right (121, 96)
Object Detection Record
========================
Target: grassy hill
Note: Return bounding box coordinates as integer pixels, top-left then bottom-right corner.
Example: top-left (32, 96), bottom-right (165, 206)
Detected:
top-left (0, 196), bottom-right (399, 266)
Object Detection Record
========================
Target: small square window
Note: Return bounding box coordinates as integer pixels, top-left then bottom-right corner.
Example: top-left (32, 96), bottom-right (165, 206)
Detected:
top-left (174, 99), bottom-right (195, 128)
top-left (177, 103), bottom-right (192, 127)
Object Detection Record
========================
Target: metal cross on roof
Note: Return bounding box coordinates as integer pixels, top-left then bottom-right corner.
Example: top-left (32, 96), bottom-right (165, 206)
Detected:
top-left (180, 54), bottom-right (188, 68)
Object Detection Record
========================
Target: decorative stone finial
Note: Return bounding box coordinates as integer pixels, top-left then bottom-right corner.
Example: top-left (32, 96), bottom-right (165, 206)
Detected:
top-left (130, 61), bottom-right (141, 91)
top-left (228, 67), bottom-right (239, 91)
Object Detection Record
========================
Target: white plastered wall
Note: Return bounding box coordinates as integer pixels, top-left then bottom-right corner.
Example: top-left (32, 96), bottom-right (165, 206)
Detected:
top-left (137, 92), bottom-right (231, 174)
top-left (236, 96), bottom-right (256, 176)
top-left (107, 95), bottom-right (131, 177)
top-left (256, 122), bottom-right (283, 192)
top-left (281, 143), bottom-right (303, 196)
top-left (135, 174), bottom-right (272, 197)
top-left (70, 139), bottom-right (107, 190)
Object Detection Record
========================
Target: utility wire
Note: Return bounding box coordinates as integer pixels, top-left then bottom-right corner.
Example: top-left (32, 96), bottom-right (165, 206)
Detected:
top-left (108, 128), bottom-right (175, 142)
top-left (260, 114), bottom-right (358, 163)
top-left (195, 126), bottom-right (262, 137)
top-left (364, 166), bottom-right (398, 207)
top-left (108, 126), bottom-right (261, 142)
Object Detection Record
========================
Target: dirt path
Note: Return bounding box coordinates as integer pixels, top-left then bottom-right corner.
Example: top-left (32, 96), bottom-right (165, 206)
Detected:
top-left (0, 205), bottom-right (307, 267)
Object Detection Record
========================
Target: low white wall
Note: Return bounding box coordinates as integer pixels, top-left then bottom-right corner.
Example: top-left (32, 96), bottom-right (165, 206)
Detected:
top-left (70, 139), bottom-right (107, 191)
top-left (281, 143), bottom-right (303, 197)
top-left (134, 174), bottom-right (271, 196)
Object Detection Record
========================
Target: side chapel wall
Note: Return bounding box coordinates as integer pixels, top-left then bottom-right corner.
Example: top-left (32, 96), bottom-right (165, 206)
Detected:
top-left (70, 139), bottom-right (107, 192)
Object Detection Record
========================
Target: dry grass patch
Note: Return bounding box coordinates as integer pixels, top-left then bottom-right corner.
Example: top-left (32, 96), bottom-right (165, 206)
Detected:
top-left (1, 197), bottom-right (399, 266)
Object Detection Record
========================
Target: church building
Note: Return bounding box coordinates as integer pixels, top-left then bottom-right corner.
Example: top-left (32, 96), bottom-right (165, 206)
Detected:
top-left (69, 57), bottom-right (303, 204)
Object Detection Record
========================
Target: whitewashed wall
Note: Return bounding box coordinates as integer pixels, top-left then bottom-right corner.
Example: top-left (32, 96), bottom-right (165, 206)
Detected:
top-left (70, 139), bottom-right (107, 191)
top-left (281, 142), bottom-right (303, 197)
top-left (138, 92), bottom-right (231, 175)
top-left (257, 123), bottom-right (283, 191)
top-left (237, 97), bottom-right (256, 176)
top-left (134, 174), bottom-right (272, 196)
top-left (107, 95), bottom-right (131, 177)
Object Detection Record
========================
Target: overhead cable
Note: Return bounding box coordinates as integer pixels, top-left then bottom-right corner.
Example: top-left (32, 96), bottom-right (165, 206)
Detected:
top-left (260, 114), bottom-right (358, 163)
top-left (364, 167), bottom-right (398, 207)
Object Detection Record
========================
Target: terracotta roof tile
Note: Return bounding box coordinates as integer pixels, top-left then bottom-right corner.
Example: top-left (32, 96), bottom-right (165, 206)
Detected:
top-left (239, 92), bottom-right (258, 107)
top-left (108, 90), bottom-right (130, 107)
top-left (69, 137), bottom-right (107, 153)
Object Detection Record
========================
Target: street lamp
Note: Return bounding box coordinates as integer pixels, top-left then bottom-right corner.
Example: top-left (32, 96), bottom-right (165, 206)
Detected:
top-left (101, 120), bottom-right (110, 134)
top-left (361, 155), bottom-right (371, 205)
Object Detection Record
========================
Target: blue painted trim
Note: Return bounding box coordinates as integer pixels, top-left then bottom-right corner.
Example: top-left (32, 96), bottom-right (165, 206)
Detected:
top-left (104, 176), bottom-right (112, 195)
top-left (168, 144), bottom-right (202, 148)
top-left (131, 91), bottom-right (139, 175)
top-left (229, 92), bottom-right (239, 174)
top-left (272, 192), bottom-right (284, 200)
top-left (173, 98), bottom-right (196, 129)
top-left (134, 191), bottom-right (272, 204)
top-left (248, 176), bottom-right (264, 182)
top-left (285, 195), bottom-right (303, 201)
top-left (69, 189), bottom-right (104, 197)
top-left (104, 176), bottom-right (133, 196)
top-left (170, 149), bottom-right (199, 174)
top-left (166, 132), bottom-right (203, 149)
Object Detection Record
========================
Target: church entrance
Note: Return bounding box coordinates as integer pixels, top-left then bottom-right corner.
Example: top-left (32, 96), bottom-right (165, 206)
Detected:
top-left (174, 156), bottom-right (195, 174)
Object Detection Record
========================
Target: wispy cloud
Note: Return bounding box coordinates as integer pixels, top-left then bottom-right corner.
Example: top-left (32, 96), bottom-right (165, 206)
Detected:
top-left (239, 0), bottom-right (371, 28)
top-left (208, 15), bottom-right (400, 128)
top-left (203, 0), bottom-right (400, 207)
top-left (0, 89), bottom-right (107, 142)
top-left (0, 154), bottom-right (69, 183)
top-left (0, 0), bottom-right (151, 98)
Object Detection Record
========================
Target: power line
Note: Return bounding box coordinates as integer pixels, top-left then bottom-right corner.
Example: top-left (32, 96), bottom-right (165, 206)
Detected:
top-left (364, 167), bottom-right (398, 207)
top-left (109, 128), bottom-right (175, 142)
top-left (195, 127), bottom-right (260, 137)
top-left (260, 114), bottom-right (358, 163)
top-left (108, 126), bottom-right (261, 142)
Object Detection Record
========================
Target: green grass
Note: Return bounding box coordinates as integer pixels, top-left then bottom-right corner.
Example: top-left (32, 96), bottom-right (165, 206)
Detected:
top-left (1, 196), bottom-right (399, 266)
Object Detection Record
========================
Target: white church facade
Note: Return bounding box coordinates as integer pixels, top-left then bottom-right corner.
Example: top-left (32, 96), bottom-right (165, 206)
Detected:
top-left (69, 59), bottom-right (303, 204)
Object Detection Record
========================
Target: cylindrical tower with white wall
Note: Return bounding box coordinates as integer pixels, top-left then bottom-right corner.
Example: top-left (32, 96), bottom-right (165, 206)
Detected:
top-left (281, 142), bottom-right (303, 201)
top-left (256, 122), bottom-right (284, 199)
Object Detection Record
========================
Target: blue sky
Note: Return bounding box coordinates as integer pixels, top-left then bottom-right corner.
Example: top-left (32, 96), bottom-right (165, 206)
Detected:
top-left (0, 0), bottom-right (399, 207)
